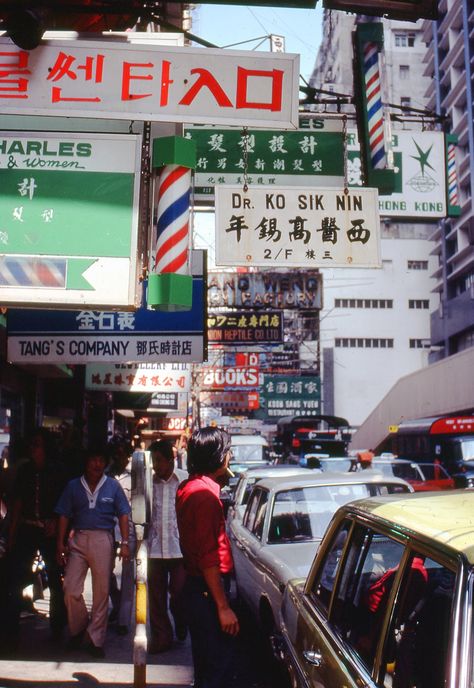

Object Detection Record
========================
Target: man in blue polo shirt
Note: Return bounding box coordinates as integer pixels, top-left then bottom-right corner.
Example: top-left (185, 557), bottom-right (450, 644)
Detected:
top-left (56, 445), bottom-right (131, 658)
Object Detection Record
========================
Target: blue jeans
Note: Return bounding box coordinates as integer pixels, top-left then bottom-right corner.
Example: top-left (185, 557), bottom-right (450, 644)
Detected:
top-left (184, 575), bottom-right (236, 688)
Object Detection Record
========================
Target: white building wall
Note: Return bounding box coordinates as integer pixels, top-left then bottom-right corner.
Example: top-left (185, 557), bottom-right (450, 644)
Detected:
top-left (321, 235), bottom-right (436, 427)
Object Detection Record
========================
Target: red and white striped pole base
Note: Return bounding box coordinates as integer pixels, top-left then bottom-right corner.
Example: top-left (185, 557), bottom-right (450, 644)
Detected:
top-left (148, 136), bottom-right (196, 311)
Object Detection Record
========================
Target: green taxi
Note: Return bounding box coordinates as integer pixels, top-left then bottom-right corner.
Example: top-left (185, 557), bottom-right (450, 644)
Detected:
top-left (279, 490), bottom-right (474, 688)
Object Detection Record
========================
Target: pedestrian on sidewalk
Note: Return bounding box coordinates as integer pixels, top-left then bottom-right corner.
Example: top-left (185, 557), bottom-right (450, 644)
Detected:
top-left (107, 437), bottom-right (136, 636)
top-left (55, 445), bottom-right (131, 658)
top-left (3, 427), bottom-right (68, 650)
top-left (176, 427), bottom-right (239, 688)
top-left (147, 438), bottom-right (188, 654)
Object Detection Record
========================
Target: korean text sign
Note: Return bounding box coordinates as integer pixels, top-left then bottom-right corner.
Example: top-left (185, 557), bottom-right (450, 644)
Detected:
top-left (0, 37), bottom-right (299, 128)
top-left (0, 131), bottom-right (141, 307)
top-left (215, 185), bottom-right (381, 268)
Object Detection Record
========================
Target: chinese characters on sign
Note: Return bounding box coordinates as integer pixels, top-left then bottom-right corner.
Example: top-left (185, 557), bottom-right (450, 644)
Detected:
top-left (85, 363), bottom-right (191, 392)
top-left (0, 131), bottom-right (142, 307)
top-left (184, 126), bottom-right (343, 195)
top-left (215, 185), bottom-right (381, 268)
top-left (0, 38), bottom-right (299, 128)
top-left (261, 374), bottom-right (321, 419)
top-left (208, 310), bottom-right (283, 344)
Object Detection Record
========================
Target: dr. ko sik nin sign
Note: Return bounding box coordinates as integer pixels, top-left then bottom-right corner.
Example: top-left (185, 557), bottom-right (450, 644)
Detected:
top-left (215, 185), bottom-right (381, 268)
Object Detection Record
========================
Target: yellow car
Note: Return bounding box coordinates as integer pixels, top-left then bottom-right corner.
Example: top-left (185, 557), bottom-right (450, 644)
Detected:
top-left (279, 490), bottom-right (474, 688)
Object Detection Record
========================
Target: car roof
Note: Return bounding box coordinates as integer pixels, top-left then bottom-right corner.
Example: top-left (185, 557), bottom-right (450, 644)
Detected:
top-left (343, 490), bottom-right (474, 563)
top-left (231, 435), bottom-right (268, 446)
top-left (255, 470), bottom-right (410, 490)
top-left (238, 466), bottom-right (313, 479)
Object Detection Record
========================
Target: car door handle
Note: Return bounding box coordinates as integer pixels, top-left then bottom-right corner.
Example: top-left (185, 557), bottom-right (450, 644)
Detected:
top-left (303, 650), bottom-right (323, 667)
top-left (235, 541), bottom-right (246, 551)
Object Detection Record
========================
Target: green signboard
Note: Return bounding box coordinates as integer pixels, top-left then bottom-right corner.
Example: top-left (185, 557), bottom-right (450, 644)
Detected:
top-left (185, 123), bottom-right (343, 200)
top-left (0, 131), bottom-right (142, 308)
top-left (260, 374), bottom-right (321, 419)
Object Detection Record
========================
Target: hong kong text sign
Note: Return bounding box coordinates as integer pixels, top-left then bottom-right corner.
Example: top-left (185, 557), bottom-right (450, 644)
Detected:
top-left (0, 37), bottom-right (299, 129)
top-left (215, 185), bottom-right (381, 267)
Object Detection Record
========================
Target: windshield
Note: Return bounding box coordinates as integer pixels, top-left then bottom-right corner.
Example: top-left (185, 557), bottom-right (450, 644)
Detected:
top-left (372, 462), bottom-right (420, 481)
top-left (231, 444), bottom-right (268, 463)
top-left (459, 438), bottom-right (474, 462)
top-left (268, 483), bottom-right (375, 544)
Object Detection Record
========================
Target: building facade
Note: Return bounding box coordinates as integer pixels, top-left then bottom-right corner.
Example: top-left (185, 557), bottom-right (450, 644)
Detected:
top-left (310, 11), bottom-right (437, 427)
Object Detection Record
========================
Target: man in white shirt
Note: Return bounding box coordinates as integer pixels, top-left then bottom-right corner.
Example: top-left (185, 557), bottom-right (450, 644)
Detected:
top-left (147, 439), bottom-right (187, 654)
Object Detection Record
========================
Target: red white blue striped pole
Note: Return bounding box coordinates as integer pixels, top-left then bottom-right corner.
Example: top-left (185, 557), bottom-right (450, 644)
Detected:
top-left (148, 136), bottom-right (196, 311)
top-left (363, 41), bottom-right (386, 170)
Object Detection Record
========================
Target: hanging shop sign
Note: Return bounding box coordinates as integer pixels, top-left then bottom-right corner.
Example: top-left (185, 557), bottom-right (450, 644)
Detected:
top-left (224, 349), bottom-right (300, 372)
top-left (184, 124), bottom-right (343, 200)
top-left (347, 129), bottom-right (447, 219)
top-left (208, 270), bottom-right (322, 309)
top-left (85, 363), bottom-right (191, 393)
top-left (148, 393), bottom-right (187, 413)
top-left (0, 37), bottom-right (299, 129)
top-left (7, 252), bottom-right (206, 364)
top-left (215, 185), bottom-right (381, 268)
top-left (0, 131), bottom-right (141, 308)
top-left (260, 374), bottom-right (321, 419)
top-left (201, 366), bottom-right (260, 389)
top-left (208, 310), bottom-right (283, 345)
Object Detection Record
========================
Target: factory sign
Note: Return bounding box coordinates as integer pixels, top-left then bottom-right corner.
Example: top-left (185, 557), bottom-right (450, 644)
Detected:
top-left (208, 270), bottom-right (322, 309)
top-left (216, 185), bottom-right (381, 268)
top-left (0, 37), bottom-right (299, 128)
top-left (208, 310), bottom-right (283, 345)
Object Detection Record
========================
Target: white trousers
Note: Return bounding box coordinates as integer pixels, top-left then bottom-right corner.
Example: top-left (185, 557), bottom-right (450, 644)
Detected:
top-left (63, 529), bottom-right (114, 648)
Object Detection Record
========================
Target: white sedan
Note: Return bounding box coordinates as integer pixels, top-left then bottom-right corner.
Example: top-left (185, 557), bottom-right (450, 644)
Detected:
top-left (228, 471), bottom-right (412, 641)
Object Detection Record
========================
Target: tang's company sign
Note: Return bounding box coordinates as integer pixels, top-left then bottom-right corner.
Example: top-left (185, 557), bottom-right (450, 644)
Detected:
top-left (208, 270), bottom-right (322, 309)
top-left (7, 252), bottom-right (206, 364)
top-left (0, 131), bottom-right (141, 308)
top-left (0, 37), bottom-right (299, 128)
top-left (347, 130), bottom-right (447, 219)
top-left (260, 374), bottom-right (321, 418)
top-left (215, 186), bottom-right (381, 268)
top-left (85, 363), bottom-right (191, 393)
top-left (208, 310), bottom-right (283, 345)
top-left (201, 366), bottom-right (260, 389)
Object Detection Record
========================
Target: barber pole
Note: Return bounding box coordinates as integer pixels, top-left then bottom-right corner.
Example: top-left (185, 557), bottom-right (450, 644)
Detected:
top-left (148, 136), bottom-right (196, 310)
top-left (362, 42), bottom-right (386, 170)
top-left (445, 134), bottom-right (461, 217)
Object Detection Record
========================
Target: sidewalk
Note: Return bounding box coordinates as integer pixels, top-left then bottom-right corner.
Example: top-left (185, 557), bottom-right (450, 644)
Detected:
top-left (0, 578), bottom-right (194, 688)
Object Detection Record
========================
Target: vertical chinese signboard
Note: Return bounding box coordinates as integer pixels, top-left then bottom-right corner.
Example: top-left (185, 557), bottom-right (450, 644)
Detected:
top-left (0, 131), bottom-right (142, 308)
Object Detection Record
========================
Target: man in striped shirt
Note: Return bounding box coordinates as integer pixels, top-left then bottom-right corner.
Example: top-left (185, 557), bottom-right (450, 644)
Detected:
top-left (147, 439), bottom-right (187, 654)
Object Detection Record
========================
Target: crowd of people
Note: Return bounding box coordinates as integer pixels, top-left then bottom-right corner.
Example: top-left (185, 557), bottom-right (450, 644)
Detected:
top-left (0, 425), bottom-right (240, 688)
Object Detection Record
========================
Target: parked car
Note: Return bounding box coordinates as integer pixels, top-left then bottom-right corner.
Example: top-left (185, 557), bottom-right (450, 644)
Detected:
top-left (226, 465), bottom-right (315, 525)
top-left (228, 471), bottom-right (412, 643)
top-left (370, 458), bottom-right (455, 491)
top-left (279, 489), bottom-right (474, 688)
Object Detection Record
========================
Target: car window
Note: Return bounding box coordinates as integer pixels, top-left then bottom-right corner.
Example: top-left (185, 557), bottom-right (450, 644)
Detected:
top-left (253, 490), bottom-right (269, 540)
top-left (242, 477), bottom-right (258, 505)
top-left (375, 483), bottom-right (411, 495)
top-left (330, 524), bottom-right (406, 671)
top-left (311, 519), bottom-right (352, 611)
top-left (268, 485), bottom-right (339, 544)
top-left (381, 554), bottom-right (456, 688)
top-left (243, 488), bottom-right (263, 531)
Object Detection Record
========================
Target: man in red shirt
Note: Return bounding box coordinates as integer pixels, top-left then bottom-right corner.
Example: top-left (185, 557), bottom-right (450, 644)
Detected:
top-left (176, 427), bottom-right (239, 688)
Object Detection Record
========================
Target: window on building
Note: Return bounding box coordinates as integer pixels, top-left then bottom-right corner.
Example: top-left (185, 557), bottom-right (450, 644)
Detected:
top-left (335, 338), bottom-right (395, 348)
top-left (409, 300), bottom-right (430, 309)
top-left (399, 65), bottom-right (410, 80)
top-left (395, 32), bottom-right (416, 47)
top-left (407, 260), bottom-right (428, 270)
top-left (409, 339), bottom-right (431, 349)
top-left (334, 300), bottom-right (394, 309)
top-left (401, 96), bottom-right (411, 109)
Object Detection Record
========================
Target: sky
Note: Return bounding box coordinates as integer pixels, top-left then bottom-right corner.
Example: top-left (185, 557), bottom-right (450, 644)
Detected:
top-left (190, 3), bottom-right (323, 86)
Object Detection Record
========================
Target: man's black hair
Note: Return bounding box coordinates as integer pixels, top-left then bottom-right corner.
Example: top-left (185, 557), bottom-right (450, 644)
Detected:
top-left (149, 438), bottom-right (174, 462)
top-left (187, 427), bottom-right (231, 474)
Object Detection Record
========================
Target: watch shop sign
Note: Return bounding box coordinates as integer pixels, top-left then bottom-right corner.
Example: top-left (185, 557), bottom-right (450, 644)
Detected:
top-left (0, 37), bottom-right (299, 128)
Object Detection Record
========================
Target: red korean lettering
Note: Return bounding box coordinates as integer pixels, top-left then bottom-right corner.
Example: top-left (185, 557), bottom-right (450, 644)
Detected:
top-left (179, 68), bottom-right (232, 107)
top-left (236, 67), bottom-right (284, 111)
top-left (0, 50), bottom-right (31, 99)
top-left (121, 62), bottom-right (153, 100)
top-left (48, 52), bottom-right (105, 103)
